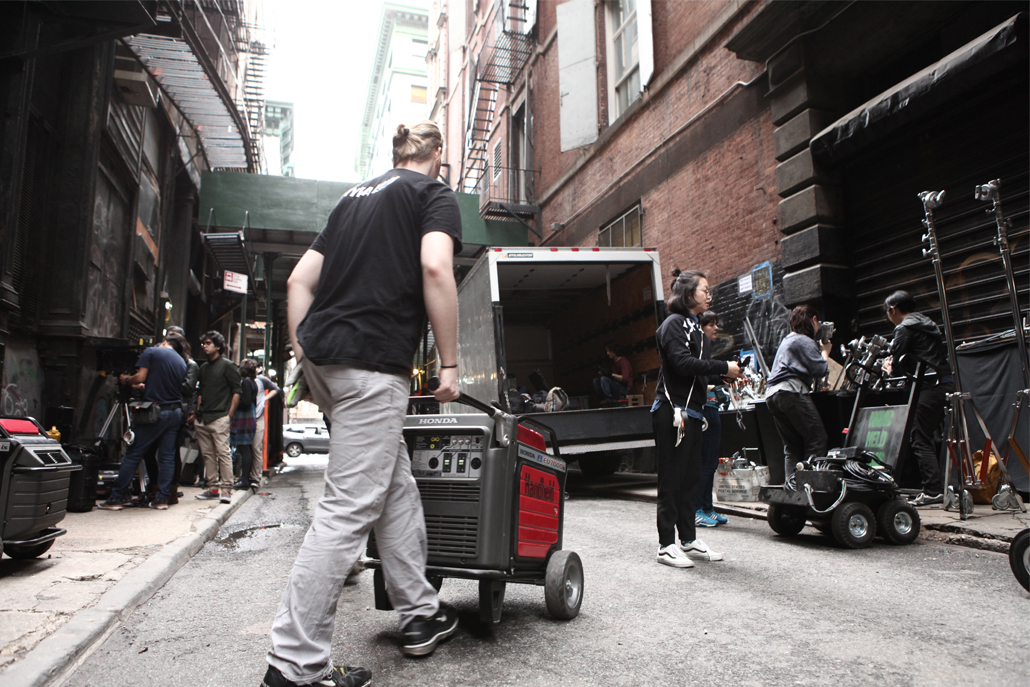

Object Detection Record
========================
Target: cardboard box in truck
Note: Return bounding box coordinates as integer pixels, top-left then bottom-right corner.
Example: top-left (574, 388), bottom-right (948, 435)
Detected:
top-left (449, 247), bottom-right (666, 476)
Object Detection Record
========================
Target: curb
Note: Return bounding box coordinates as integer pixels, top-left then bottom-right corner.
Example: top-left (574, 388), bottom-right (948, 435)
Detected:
top-left (0, 490), bottom-right (252, 687)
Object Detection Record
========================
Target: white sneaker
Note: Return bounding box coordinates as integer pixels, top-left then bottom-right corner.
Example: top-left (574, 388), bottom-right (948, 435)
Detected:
top-left (679, 539), bottom-right (724, 561)
top-left (657, 543), bottom-right (695, 568)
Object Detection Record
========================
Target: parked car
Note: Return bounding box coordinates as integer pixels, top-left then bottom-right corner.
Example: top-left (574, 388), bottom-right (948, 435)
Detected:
top-left (282, 423), bottom-right (330, 457)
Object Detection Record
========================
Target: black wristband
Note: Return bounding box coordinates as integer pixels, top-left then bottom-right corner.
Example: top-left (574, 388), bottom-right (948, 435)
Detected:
top-left (439, 364), bottom-right (457, 369)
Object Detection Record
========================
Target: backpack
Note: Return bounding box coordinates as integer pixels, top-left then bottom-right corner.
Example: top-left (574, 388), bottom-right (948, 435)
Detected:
top-left (544, 387), bottom-right (568, 412)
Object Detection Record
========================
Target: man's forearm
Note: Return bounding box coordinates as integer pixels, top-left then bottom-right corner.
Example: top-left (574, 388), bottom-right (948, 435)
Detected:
top-left (228, 393), bottom-right (240, 419)
top-left (424, 271), bottom-right (457, 366)
top-left (286, 250), bottom-right (324, 361)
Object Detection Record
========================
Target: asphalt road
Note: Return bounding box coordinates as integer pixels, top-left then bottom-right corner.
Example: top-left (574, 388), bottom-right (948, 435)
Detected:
top-left (66, 457), bottom-right (1028, 687)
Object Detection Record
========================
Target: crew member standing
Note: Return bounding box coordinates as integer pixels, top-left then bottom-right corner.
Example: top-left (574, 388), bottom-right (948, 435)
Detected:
top-left (98, 334), bottom-right (187, 510)
top-left (194, 330), bottom-right (240, 504)
top-left (652, 270), bottom-right (742, 568)
top-left (263, 121), bottom-right (462, 687)
top-left (883, 290), bottom-right (954, 506)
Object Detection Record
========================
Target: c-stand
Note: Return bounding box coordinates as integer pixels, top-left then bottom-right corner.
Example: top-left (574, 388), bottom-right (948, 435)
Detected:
top-left (974, 180), bottom-right (1030, 502)
top-left (919, 190), bottom-right (1024, 519)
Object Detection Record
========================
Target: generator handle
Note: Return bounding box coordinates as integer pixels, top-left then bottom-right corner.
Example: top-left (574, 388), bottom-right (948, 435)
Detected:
top-left (427, 376), bottom-right (503, 418)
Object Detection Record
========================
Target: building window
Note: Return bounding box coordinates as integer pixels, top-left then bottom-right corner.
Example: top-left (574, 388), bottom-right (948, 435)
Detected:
top-left (608, 0), bottom-right (640, 118)
top-left (411, 85), bottom-right (427, 104)
top-left (598, 205), bottom-right (641, 247)
top-left (492, 142), bottom-right (502, 178)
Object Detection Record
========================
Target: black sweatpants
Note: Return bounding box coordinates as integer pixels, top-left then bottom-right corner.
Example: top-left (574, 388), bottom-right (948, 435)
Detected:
top-left (910, 381), bottom-right (952, 496)
top-left (766, 390), bottom-right (828, 480)
top-left (653, 402), bottom-right (703, 547)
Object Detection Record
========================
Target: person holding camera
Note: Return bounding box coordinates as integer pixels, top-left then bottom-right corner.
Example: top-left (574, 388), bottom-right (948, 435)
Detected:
top-left (98, 333), bottom-right (187, 510)
top-left (652, 270), bottom-right (743, 568)
top-left (593, 341), bottom-right (633, 405)
top-left (765, 305), bottom-right (831, 481)
top-left (883, 290), bottom-right (953, 507)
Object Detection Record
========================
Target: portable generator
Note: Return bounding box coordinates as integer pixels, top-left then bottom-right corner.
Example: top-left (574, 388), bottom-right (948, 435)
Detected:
top-left (366, 383), bottom-right (583, 624)
top-left (0, 416), bottom-right (78, 559)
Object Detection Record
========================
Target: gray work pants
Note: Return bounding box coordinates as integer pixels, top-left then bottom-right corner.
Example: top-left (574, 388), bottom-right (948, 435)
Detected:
top-left (267, 363), bottom-right (438, 683)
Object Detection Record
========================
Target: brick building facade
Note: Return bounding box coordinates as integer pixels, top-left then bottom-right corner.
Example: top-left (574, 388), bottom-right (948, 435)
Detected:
top-left (430, 1), bottom-right (1027, 390)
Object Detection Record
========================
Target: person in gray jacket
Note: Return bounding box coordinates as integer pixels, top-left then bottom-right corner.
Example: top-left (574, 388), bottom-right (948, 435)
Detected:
top-left (765, 305), bottom-right (831, 480)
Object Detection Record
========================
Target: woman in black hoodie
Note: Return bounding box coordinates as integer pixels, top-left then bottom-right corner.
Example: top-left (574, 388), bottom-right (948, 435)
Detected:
top-left (652, 270), bottom-right (742, 568)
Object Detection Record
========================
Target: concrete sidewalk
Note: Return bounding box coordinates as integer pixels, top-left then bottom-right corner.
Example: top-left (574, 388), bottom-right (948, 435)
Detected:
top-left (0, 484), bottom-right (254, 687)
top-left (565, 470), bottom-right (1030, 551)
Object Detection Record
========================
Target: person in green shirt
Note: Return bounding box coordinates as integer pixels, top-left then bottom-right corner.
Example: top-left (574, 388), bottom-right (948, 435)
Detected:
top-left (193, 330), bottom-right (241, 504)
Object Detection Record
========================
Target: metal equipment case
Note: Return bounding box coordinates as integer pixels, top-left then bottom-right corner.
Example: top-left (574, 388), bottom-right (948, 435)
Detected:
top-left (0, 417), bottom-right (78, 559)
top-left (368, 395), bottom-right (583, 624)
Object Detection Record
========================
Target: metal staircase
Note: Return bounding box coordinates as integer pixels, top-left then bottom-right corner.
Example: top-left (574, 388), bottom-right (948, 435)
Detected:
top-left (461, 76), bottom-right (499, 194)
top-left (242, 39), bottom-right (267, 173)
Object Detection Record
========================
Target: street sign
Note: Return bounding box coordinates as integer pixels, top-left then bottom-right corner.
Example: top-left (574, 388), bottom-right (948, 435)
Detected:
top-left (224, 270), bottom-right (248, 294)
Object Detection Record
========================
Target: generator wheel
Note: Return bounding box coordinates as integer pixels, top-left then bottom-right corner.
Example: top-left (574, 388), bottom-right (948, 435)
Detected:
top-left (831, 502), bottom-right (876, 549)
top-left (1009, 528), bottom-right (1030, 592)
top-left (876, 499), bottom-right (920, 545)
top-left (545, 550), bottom-right (583, 620)
top-left (3, 540), bottom-right (54, 560)
top-left (767, 503), bottom-right (806, 537)
top-left (372, 568), bottom-right (393, 611)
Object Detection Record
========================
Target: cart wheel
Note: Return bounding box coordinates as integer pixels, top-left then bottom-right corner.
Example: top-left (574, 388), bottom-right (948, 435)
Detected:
top-left (831, 502), bottom-right (876, 549)
top-left (766, 503), bottom-right (806, 537)
top-left (876, 499), bottom-right (920, 545)
top-left (372, 568), bottom-right (393, 611)
top-left (544, 550), bottom-right (583, 620)
top-left (1009, 528), bottom-right (1030, 592)
top-left (479, 579), bottom-right (506, 625)
top-left (3, 540), bottom-right (54, 560)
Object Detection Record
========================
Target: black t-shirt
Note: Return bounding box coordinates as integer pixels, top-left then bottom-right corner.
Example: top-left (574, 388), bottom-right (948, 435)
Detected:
top-left (136, 345), bottom-right (187, 405)
top-left (297, 168), bottom-right (462, 374)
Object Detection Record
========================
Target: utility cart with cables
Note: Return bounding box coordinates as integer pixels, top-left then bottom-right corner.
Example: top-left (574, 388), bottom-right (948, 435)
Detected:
top-left (757, 360), bottom-right (934, 548)
top-left (365, 380), bottom-right (584, 624)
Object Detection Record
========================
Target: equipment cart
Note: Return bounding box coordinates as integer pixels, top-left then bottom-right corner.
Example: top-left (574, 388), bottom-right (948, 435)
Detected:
top-left (0, 417), bottom-right (79, 559)
top-left (758, 360), bottom-right (936, 549)
top-left (366, 382), bottom-right (584, 624)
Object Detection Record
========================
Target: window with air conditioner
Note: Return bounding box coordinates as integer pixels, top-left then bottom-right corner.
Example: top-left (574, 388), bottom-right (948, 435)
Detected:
top-left (598, 205), bottom-right (642, 247)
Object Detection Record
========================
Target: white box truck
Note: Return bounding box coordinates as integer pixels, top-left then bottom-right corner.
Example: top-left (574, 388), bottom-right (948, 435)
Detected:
top-left (450, 246), bottom-right (667, 476)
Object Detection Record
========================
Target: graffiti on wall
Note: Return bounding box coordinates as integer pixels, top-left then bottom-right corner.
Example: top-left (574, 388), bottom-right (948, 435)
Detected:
top-left (709, 261), bottom-right (791, 365)
top-left (2, 340), bottom-right (42, 419)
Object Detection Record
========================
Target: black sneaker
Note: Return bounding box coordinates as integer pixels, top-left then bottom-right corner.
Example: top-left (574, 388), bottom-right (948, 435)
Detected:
top-left (261, 664), bottom-right (371, 687)
top-left (98, 497), bottom-right (129, 511)
top-left (909, 492), bottom-right (944, 507)
top-left (401, 602), bottom-right (458, 657)
top-left (148, 500), bottom-right (169, 510)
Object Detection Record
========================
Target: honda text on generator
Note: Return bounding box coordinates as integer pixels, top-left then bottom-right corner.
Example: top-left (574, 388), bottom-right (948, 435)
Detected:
top-left (366, 379), bottom-right (584, 625)
top-left (757, 357), bottom-right (943, 549)
top-left (0, 417), bottom-right (79, 559)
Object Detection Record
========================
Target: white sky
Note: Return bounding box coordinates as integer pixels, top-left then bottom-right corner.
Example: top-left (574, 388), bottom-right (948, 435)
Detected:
top-left (262, 0), bottom-right (429, 183)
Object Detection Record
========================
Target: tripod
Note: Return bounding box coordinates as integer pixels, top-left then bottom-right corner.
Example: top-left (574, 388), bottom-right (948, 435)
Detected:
top-left (919, 190), bottom-right (1024, 520)
top-left (975, 179), bottom-right (1029, 511)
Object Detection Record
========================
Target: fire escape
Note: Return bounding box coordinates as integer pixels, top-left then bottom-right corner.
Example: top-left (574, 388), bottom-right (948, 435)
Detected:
top-left (241, 38), bottom-right (268, 172)
top-left (462, 1), bottom-right (539, 235)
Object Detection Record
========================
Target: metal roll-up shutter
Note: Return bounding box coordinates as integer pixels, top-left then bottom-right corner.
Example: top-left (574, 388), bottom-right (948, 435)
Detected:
top-left (843, 67), bottom-right (1029, 345)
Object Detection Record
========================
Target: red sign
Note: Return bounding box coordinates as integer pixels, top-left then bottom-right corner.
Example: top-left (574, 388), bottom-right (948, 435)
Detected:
top-left (224, 270), bottom-right (248, 294)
